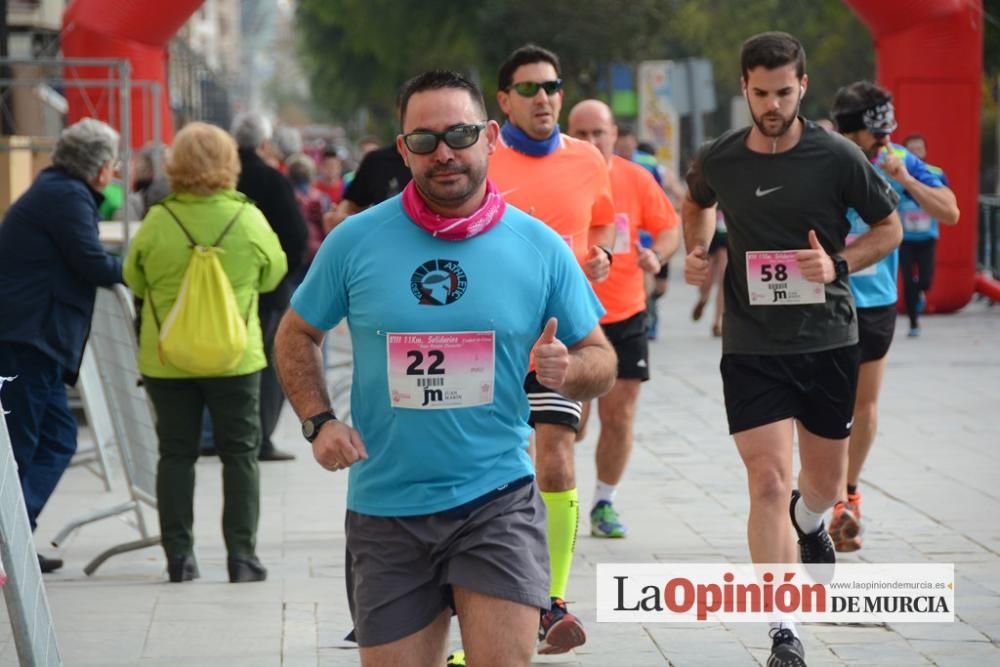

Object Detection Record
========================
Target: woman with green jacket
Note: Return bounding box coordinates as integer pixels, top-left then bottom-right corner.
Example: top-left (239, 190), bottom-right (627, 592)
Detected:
top-left (124, 122), bottom-right (287, 583)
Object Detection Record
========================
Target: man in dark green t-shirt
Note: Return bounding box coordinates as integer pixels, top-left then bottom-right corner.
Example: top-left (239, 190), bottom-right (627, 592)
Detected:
top-left (682, 32), bottom-right (901, 667)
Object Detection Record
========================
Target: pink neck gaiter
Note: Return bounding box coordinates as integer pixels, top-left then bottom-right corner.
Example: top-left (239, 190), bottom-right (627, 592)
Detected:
top-left (401, 178), bottom-right (506, 241)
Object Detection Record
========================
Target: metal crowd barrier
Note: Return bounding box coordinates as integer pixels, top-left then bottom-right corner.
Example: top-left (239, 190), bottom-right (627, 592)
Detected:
top-left (50, 286), bottom-right (160, 574)
top-left (0, 378), bottom-right (63, 666)
top-left (979, 194), bottom-right (1000, 281)
top-left (67, 347), bottom-right (118, 492)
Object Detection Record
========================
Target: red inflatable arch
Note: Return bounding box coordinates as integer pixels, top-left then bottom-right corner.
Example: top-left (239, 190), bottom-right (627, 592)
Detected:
top-left (61, 0), bottom-right (203, 148)
top-left (845, 0), bottom-right (997, 310)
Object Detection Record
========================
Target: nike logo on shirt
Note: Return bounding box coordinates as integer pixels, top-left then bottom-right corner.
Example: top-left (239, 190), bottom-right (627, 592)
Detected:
top-left (755, 186), bottom-right (783, 197)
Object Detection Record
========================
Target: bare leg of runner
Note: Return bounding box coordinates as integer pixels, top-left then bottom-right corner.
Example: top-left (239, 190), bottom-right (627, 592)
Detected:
top-left (734, 420), bottom-right (797, 565)
top-left (453, 587), bottom-right (538, 667)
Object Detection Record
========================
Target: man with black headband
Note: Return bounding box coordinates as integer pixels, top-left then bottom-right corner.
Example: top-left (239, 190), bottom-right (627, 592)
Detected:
top-left (830, 81), bottom-right (959, 553)
top-left (682, 32), bottom-right (902, 667)
top-left (835, 92), bottom-right (959, 339)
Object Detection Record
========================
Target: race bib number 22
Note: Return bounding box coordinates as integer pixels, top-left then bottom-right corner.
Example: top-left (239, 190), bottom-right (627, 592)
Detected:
top-left (387, 332), bottom-right (495, 409)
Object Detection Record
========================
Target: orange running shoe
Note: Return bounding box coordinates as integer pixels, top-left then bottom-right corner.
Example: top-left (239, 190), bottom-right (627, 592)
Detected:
top-left (538, 597), bottom-right (586, 654)
top-left (829, 492), bottom-right (863, 552)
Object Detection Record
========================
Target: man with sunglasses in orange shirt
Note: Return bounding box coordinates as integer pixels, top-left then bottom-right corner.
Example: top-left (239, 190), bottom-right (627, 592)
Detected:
top-left (489, 44), bottom-right (616, 655)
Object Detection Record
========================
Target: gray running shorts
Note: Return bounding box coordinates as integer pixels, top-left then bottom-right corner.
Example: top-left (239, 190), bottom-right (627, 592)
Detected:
top-left (344, 479), bottom-right (551, 647)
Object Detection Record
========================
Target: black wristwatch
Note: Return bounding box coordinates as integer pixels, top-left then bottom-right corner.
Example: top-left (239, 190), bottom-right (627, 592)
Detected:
top-left (832, 254), bottom-right (849, 282)
top-left (301, 410), bottom-right (337, 442)
top-left (598, 245), bottom-right (614, 266)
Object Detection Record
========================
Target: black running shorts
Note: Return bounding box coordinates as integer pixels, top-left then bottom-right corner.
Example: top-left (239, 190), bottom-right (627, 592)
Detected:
top-left (720, 345), bottom-right (861, 440)
top-left (856, 305), bottom-right (896, 363)
top-left (602, 310), bottom-right (650, 381)
top-left (524, 371), bottom-right (583, 431)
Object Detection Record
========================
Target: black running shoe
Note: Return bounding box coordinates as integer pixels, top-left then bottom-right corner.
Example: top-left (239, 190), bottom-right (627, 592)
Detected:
top-left (768, 628), bottom-right (806, 667)
top-left (790, 489), bottom-right (835, 565)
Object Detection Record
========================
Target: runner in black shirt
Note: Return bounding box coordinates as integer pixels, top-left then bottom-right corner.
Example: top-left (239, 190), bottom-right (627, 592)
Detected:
top-left (323, 145), bottom-right (413, 232)
top-left (682, 32), bottom-right (901, 667)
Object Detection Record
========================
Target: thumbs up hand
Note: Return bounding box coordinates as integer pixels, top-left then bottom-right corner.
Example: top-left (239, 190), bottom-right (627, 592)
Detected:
top-left (684, 244), bottom-right (710, 287)
top-left (795, 229), bottom-right (836, 284)
top-left (534, 317), bottom-right (570, 390)
top-left (636, 242), bottom-right (663, 274)
top-left (583, 245), bottom-right (611, 283)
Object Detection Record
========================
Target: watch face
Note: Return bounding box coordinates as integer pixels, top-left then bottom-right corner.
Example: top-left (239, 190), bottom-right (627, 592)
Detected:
top-left (303, 412), bottom-right (335, 441)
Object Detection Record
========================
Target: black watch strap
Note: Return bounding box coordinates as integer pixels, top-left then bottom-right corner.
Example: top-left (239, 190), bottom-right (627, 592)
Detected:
top-left (833, 254), bottom-right (849, 282)
top-left (598, 245), bottom-right (614, 266)
top-left (302, 410), bottom-right (337, 442)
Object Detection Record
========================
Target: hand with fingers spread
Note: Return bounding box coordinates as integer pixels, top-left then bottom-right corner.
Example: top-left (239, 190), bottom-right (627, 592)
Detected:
top-left (583, 245), bottom-right (611, 283)
top-left (684, 244), bottom-right (710, 287)
top-left (533, 317), bottom-right (570, 390)
top-left (796, 229), bottom-right (835, 284)
top-left (312, 420), bottom-right (368, 472)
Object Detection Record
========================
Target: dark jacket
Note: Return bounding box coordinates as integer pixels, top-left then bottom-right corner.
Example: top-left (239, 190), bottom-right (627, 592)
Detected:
top-left (237, 149), bottom-right (308, 310)
top-left (0, 167), bottom-right (123, 383)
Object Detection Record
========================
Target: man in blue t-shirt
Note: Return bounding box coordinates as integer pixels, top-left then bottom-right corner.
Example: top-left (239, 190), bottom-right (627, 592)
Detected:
top-left (274, 70), bottom-right (616, 666)
top-left (899, 133), bottom-right (959, 335)
top-left (831, 81), bottom-right (959, 552)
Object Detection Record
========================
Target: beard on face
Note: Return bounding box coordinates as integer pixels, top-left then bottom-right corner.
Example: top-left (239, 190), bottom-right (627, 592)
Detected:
top-left (749, 101), bottom-right (799, 139)
top-left (865, 135), bottom-right (890, 159)
top-left (414, 157), bottom-right (488, 209)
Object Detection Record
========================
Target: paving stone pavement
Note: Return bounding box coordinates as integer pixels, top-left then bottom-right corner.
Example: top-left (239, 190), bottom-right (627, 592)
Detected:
top-left (2, 275), bottom-right (998, 666)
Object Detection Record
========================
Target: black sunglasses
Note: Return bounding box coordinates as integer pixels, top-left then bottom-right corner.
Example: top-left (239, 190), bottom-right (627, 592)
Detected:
top-left (507, 79), bottom-right (563, 97)
top-left (402, 123), bottom-right (486, 155)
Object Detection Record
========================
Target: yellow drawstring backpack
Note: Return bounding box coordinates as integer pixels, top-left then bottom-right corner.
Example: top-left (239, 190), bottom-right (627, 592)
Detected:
top-left (149, 202), bottom-right (249, 375)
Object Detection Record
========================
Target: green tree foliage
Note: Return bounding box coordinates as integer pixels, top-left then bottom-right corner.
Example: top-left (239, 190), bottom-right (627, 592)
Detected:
top-left (982, 0), bottom-right (999, 191)
top-left (296, 0), bottom-right (873, 134)
top-left (668, 0), bottom-right (873, 123)
top-left (297, 0), bottom-right (482, 126)
top-left (984, 0), bottom-right (1000, 76)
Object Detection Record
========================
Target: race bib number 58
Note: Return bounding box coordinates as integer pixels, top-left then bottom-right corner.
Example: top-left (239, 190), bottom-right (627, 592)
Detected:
top-left (745, 251), bottom-right (826, 306)
top-left (387, 332), bottom-right (495, 409)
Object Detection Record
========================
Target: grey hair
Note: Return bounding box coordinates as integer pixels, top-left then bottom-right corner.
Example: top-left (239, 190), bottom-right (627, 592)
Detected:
top-left (285, 153), bottom-right (315, 186)
top-left (230, 111), bottom-right (273, 150)
top-left (274, 126), bottom-right (303, 159)
top-left (51, 118), bottom-right (119, 182)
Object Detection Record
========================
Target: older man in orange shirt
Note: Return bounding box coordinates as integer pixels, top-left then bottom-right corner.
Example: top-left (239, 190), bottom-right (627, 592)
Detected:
top-left (568, 99), bottom-right (680, 539)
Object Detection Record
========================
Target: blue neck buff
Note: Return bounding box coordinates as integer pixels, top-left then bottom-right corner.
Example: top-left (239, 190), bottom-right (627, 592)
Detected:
top-left (501, 121), bottom-right (561, 157)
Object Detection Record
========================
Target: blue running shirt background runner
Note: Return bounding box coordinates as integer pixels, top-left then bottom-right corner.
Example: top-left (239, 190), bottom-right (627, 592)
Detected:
top-left (292, 196), bottom-right (604, 516)
top-left (846, 144), bottom-right (944, 308)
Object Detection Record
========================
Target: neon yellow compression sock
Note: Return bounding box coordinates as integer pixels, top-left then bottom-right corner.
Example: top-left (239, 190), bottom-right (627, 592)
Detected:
top-left (541, 488), bottom-right (579, 600)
